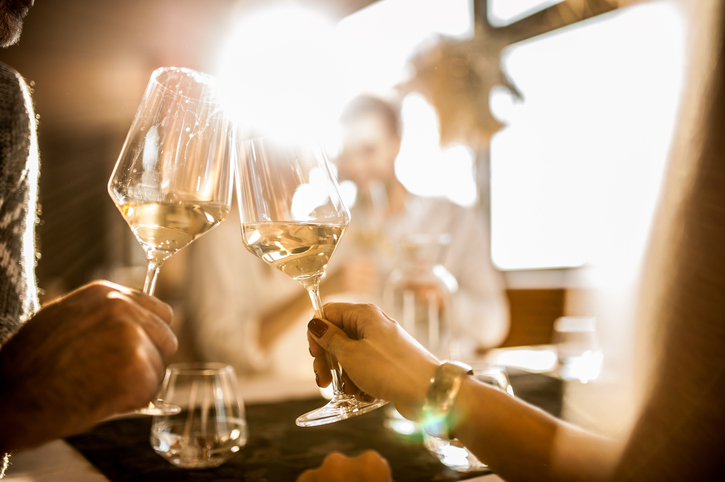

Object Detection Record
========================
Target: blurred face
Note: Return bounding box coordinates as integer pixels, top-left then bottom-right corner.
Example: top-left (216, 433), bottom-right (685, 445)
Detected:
top-left (0, 0), bottom-right (33, 48)
top-left (338, 113), bottom-right (401, 191)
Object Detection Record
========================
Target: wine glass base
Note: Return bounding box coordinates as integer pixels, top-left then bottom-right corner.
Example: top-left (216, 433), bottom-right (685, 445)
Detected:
top-left (135, 398), bottom-right (181, 416)
top-left (295, 395), bottom-right (388, 427)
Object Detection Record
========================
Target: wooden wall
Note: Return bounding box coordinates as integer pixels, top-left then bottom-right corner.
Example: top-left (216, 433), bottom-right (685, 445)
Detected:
top-left (501, 288), bottom-right (567, 347)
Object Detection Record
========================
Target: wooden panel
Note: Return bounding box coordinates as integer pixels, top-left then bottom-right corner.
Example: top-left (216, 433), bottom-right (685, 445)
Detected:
top-left (35, 129), bottom-right (125, 300)
top-left (501, 288), bottom-right (566, 347)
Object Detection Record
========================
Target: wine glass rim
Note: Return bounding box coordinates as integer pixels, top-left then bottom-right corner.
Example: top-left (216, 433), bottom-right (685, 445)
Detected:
top-left (150, 66), bottom-right (222, 104)
top-left (166, 362), bottom-right (235, 375)
top-left (242, 133), bottom-right (324, 145)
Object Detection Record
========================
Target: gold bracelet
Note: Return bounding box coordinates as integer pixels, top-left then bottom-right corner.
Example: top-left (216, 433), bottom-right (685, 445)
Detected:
top-left (420, 360), bottom-right (473, 440)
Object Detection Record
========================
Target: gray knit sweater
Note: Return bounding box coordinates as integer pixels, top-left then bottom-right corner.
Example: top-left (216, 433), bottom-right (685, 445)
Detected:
top-left (0, 62), bottom-right (41, 477)
top-left (0, 62), bottom-right (40, 344)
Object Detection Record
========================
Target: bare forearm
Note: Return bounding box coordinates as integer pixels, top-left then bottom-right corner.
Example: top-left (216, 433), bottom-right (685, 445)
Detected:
top-left (257, 268), bottom-right (364, 350)
top-left (258, 290), bottom-right (313, 350)
top-left (452, 378), bottom-right (619, 482)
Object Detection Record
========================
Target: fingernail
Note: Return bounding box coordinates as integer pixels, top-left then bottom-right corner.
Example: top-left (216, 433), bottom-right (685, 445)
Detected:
top-left (308, 318), bottom-right (328, 338)
top-left (315, 371), bottom-right (319, 385)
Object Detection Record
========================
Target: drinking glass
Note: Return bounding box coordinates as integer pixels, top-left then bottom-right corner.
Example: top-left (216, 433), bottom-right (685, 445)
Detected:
top-left (150, 363), bottom-right (248, 469)
top-left (553, 316), bottom-right (602, 383)
top-left (108, 67), bottom-right (234, 414)
top-left (235, 134), bottom-right (387, 427)
top-left (423, 365), bottom-right (514, 472)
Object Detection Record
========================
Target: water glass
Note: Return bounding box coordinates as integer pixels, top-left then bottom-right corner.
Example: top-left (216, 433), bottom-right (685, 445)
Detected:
top-left (150, 363), bottom-right (248, 469)
top-left (553, 316), bottom-right (602, 383)
top-left (423, 365), bottom-right (513, 473)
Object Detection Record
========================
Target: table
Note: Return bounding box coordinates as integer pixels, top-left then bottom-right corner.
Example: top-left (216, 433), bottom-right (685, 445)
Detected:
top-left (5, 369), bottom-right (560, 481)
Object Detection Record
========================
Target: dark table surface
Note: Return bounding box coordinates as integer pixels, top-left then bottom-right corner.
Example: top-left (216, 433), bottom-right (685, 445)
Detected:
top-left (66, 371), bottom-right (562, 482)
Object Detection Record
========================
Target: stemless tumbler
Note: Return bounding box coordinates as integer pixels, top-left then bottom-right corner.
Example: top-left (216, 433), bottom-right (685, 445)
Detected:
top-left (150, 363), bottom-right (248, 469)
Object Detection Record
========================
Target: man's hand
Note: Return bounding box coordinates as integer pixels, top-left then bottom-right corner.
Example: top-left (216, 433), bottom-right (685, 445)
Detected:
top-left (0, 280), bottom-right (177, 452)
top-left (296, 451), bottom-right (392, 482)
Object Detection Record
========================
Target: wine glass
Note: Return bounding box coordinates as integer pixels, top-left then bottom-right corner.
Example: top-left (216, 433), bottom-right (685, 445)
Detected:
top-left (235, 134), bottom-right (388, 426)
top-left (108, 67), bottom-right (234, 415)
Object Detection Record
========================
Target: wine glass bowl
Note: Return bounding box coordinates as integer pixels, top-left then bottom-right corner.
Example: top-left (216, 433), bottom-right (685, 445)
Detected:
top-left (108, 66), bottom-right (234, 415)
top-left (235, 135), bottom-right (387, 426)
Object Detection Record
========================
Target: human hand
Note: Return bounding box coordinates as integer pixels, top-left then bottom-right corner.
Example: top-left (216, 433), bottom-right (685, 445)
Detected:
top-left (296, 450), bottom-right (392, 482)
top-left (307, 302), bottom-right (438, 420)
top-left (0, 280), bottom-right (177, 452)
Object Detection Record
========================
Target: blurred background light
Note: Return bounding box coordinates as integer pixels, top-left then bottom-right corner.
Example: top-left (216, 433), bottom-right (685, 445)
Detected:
top-left (334, 0), bottom-right (477, 206)
top-left (334, 0), bottom-right (473, 99)
top-left (216, 4), bottom-right (339, 138)
top-left (488, 0), bottom-right (564, 27)
top-left (490, 1), bottom-right (685, 272)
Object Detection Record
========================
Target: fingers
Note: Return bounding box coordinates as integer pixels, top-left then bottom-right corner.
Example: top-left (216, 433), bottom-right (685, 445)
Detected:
top-left (308, 330), bottom-right (332, 388)
top-left (313, 356), bottom-right (332, 388)
top-left (341, 371), bottom-right (356, 395)
top-left (321, 302), bottom-right (395, 337)
top-left (307, 318), bottom-right (374, 401)
top-left (96, 280), bottom-right (173, 324)
top-left (127, 291), bottom-right (174, 325)
top-left (307, 332), bottom-right (326, 358)
top-left (112, 322), bottom-right (168, 410)
top-left (104, 291), bottom-right (178, 359)
top-left (310, 343), bottom-right (370, 402)
top-left (357, 450), bottom-right (392, 475)
top-left (64, 281), bottom-right (178, 360)
top-left (296, 470), bottom-right (314, 482)
top-left (340, 371), bottom-right (373, 402)
top-left (307, 318), bottom-right (352, 359)
top-left (295, 451), bottom-right (392, 482)
top-left (92, 281), bottom-right (177, 359)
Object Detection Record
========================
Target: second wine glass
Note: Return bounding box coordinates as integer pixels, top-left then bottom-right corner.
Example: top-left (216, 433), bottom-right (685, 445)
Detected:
top-left (235, 134), bottom-right (387, 426)
top-left (108, 66), bottom-right (234, 415)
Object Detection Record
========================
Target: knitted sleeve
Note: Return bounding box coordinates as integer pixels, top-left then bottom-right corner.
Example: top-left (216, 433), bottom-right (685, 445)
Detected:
top-left (0, 63), bottom-right (40, 346)
top-left (0, 63), bottom-right (41, 477)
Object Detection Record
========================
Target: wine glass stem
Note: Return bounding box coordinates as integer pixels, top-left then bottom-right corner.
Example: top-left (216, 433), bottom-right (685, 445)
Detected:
top-left (143, 261), bottom-right (162, 296)
top-left (306, 283), bottom-right (344, 396)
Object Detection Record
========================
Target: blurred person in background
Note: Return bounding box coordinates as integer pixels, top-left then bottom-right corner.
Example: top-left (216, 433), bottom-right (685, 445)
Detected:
top-left (329, 94), bottom-right (510, 354)
top-left (0, 0), bottom-right (177, 473)
top-left (184, 93), bottom-right (509, 380)
top-left (298, 0), bottom-right (725, 480)
top-left (184, 203), bottom-right (324, 378)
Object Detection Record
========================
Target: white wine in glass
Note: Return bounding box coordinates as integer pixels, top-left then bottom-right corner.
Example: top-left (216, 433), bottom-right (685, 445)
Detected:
top-left (108, 67), bottom-right (234, 415)
top-left (241, 222), bottom-right (345, 284)
top-left (236, 135), bottom-right (387, 427)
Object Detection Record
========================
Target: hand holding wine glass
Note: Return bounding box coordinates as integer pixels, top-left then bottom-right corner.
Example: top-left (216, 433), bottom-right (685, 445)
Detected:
top-left (235, 134), bottom-right (388, 426)
top-left (108, 66), bottom-right (234, 415)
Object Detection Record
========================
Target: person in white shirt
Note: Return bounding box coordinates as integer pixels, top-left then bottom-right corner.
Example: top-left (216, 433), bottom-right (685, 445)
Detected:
top-left (185, 94), bottom-right (509, 379)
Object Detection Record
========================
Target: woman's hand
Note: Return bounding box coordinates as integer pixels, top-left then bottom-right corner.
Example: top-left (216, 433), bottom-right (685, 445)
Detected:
top-left (296, 451), bottom-right (392, 482)
top-left (306, 302), bottom-right (438, 420)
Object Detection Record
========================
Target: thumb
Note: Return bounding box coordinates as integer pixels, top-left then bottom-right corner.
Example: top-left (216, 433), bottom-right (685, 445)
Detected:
top-left (307, 318), bottom-right (352, 358)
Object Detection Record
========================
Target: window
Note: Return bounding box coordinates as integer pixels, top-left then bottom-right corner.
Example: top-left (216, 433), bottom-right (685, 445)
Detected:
top-left (490, 1), bottom-right (685, 272)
